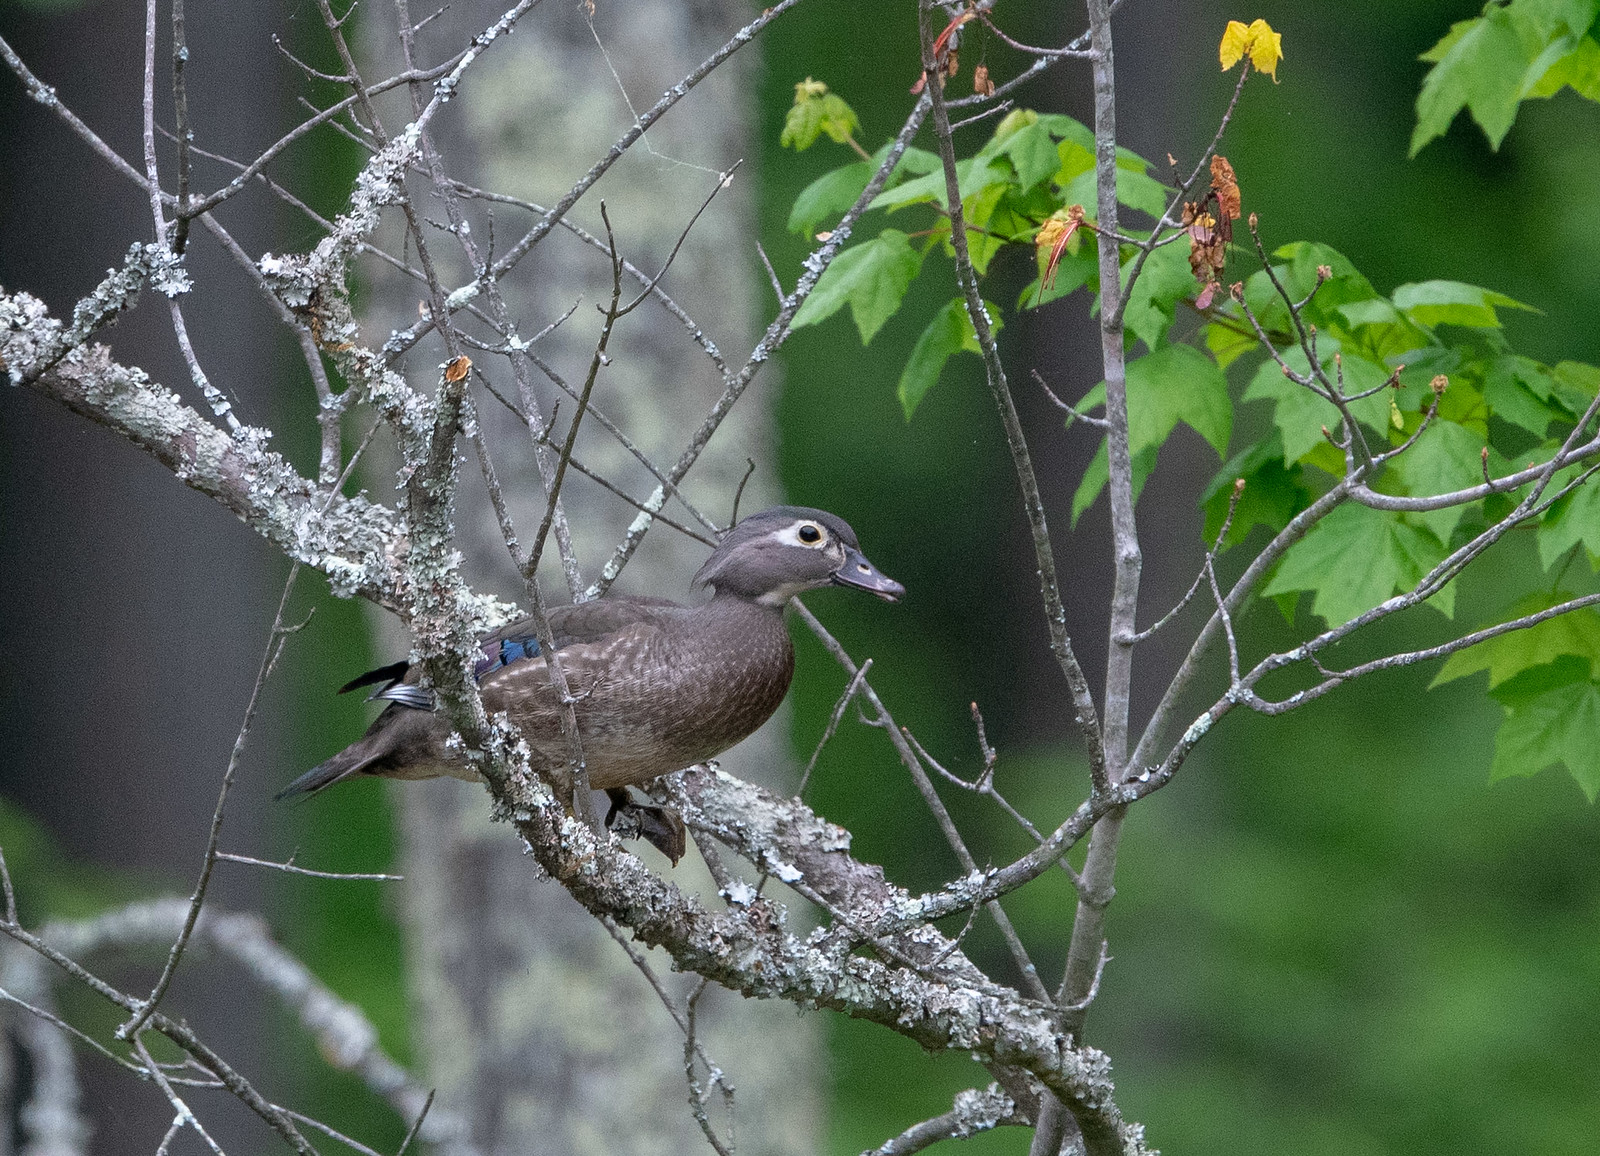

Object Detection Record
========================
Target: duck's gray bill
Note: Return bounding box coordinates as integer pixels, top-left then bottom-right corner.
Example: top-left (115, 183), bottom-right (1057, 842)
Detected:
top-left (832, 547), bottom-right (905, 602)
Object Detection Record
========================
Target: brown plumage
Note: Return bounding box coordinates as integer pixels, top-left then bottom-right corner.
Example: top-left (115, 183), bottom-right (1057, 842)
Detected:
top-left (278, 507), bottom-right (903, 807)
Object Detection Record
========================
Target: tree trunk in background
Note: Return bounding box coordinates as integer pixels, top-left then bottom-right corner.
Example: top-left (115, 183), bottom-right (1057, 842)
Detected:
top-left (359, 4), bottom-right (821, 1152)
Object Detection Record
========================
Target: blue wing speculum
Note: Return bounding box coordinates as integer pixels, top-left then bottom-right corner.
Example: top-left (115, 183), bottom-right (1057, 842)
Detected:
top-left (473, 635), bottom-right (541, 680)
top-left (332, 635), bottom-right (544, 714)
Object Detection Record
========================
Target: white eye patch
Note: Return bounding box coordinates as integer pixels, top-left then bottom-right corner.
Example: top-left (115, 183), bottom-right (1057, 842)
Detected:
top-left (771, 521), bottom-right (829, 548)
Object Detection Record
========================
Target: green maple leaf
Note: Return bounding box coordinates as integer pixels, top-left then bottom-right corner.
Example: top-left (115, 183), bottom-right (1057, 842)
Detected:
top-left (1412, 0), bottom-right (1600, 154)
top-left (1536, 469), bottom-right (1600, 568)
top-left (1242, 347), bottom-right (1391, 466)
top-left (1070, 344), bottom-right (1231, 522)
top-left (897, 298), bottom-right (1003, 420)
top-left (1120, 243), bottom-right (1199, 352)
top-left (788, 160), bottom-right (873, 238)
top-left (1384, 418), bottom-right (1487, 542)
top-left (1264, 502), bottom-right (1451, 626)
top-left (791, 229), bottom-right (924, 345)
top-left (781, 83), bottom-right (860, 152)
top-left (1434, 594), bottom-right (1600, 688)
top-left (1392, 280), bottom-right (1538, 329)
top-left (1490, 680), bottom-right (1600, 800)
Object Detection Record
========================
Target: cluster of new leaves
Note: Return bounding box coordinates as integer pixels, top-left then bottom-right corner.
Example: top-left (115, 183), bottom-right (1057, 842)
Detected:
top-left (781, 41), bottom-right (1600, 801)
top-left (785, 96), bottom-right (1166, 417)
top-left (1203, 244), bottom-right (1600, 798)
top-left (1414, 0), bottom-right (1600, 153)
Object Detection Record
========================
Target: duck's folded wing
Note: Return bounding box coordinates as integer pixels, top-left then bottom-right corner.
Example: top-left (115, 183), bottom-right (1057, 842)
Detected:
top-left (479, 597), bottom-right (687, 671)
top-left (477, 619), bottom-right (670, 713)
top-left (332, 597), bottom-right (687, 704)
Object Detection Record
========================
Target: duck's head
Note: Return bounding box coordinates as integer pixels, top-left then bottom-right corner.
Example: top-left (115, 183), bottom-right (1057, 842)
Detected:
top-left (693, 506), bottom-right (905, 607)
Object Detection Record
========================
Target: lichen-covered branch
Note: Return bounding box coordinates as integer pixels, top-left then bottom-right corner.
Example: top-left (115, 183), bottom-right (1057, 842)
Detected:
top-left (1, 278), bottom-right (1150, 1156)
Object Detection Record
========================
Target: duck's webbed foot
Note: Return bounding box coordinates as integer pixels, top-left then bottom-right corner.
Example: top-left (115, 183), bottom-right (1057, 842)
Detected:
top-left (604, 788), bottom-right (687, 866)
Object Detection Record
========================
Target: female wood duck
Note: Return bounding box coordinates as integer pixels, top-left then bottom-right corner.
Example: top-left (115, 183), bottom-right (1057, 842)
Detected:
top-left (278, 506), bottom-right (902, 859)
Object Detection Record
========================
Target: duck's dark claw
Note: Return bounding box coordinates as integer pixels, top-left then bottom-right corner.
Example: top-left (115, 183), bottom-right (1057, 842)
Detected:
top-left (604, 788), bottom-right (686, 865)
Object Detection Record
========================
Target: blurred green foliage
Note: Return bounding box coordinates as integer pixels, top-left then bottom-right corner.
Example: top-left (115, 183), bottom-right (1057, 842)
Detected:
top-left (761, 1), bottom-right (1600, 1152)
top-left (0, 800), bottom-right (152, 921)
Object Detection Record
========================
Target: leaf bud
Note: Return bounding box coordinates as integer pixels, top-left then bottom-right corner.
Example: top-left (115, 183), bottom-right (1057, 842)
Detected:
top-left (1431, 373), bottom-right (1449, 395)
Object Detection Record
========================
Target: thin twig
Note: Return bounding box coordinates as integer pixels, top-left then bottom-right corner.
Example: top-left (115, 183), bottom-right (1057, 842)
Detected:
top-left (920, 24), bottom-right (1110, 801)
top-left (447, 180), bottom-right (732, 380)
top-left (797, 660), bottom-right (872, 796)
top-left (0, 844), bottom-right (16, 924)
top-left (215, 851), bottom-right (402, 881)
top-left (1059, 941), bottom-right (1110, 1013)
top-left (155, 1115), bottom-right (184, 1156)
top-left (901, 724), bottom-right (1090, 902)
top-left (729, 457), bottom-right (756, 528)
top-left (1126, 478), bottom-right (1243, 644)
top-left (949, 100), bottom-right (1013, 132)
top-left (392, 5), bottom-right (586, 597)
top-left (976, 10), bottom-right (1093, 58)
top-left (395, 1089), bottom-right (435, 1156)
top-left (515, 345), bottom-right (721, 534)
top-left (756, 240), bottom-right (785, 304)
top-left (601, 907), bottom-right (738, 1127)
top-left (862, 1087), bottom-right (1023, 1156)
top-left (618, 162), bottom-right (741, 316)
top-left (683, 981), bottom-right (736, 1156)
top-left (0, 986), bottom-right (143, 1074)
top-left (1110, 60), bottom-right (1250, 322)
top-left (584, 90), bottom-right (935, 600)
top-left (526, 200), bottom-right (623, 578)
top-left (1032, 368), bottom-right (1108, 429)
top-left (134, 1036), bottom-right (226, 1156)
top-left (277, 1105), bottom-right (389, 1156)
top-left (142, 0), bottom-right (166, 247)
top-left (169, 0), bottom-right (193, 253)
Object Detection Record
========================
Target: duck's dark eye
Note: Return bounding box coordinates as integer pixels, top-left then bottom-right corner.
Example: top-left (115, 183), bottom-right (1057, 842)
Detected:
top-left (798, 524), bottom-right (823, 544)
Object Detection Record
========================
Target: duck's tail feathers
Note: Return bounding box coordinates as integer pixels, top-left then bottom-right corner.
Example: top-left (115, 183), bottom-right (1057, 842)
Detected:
top-left (275, 740), bottom-right (383, 801)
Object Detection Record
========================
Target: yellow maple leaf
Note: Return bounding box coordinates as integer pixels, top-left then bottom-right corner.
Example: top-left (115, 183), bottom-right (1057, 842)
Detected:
top-left (1218, 18), bottom-right (1283, 82)
top-left (1219, 20), bottom-right (1252, 70)
top-left (1245, 19), bottom-right (1283, 80)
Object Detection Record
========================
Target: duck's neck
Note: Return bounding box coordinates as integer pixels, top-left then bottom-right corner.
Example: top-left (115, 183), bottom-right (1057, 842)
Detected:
top-left (704, 587), bottom-right (787, 617)
top-left (697, 589), bottom-right (794, 647)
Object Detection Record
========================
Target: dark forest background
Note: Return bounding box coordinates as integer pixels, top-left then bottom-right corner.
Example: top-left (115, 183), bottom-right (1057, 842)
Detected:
top-left (2, 1), bottom-right (1598, 1152)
